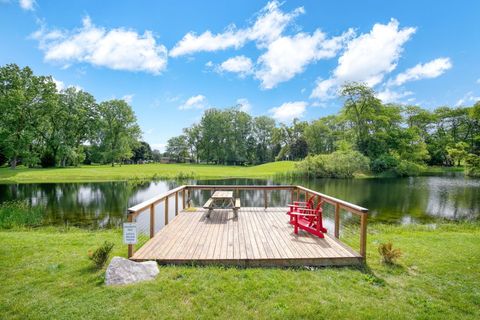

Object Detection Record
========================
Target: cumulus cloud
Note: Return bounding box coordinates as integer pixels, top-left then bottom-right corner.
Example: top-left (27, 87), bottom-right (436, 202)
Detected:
top-left (170, 1), bottom-right (303, 57)
top-left (236, 98), bottom-right (251, 113)
top-left (256, 29), bottom-right (354, 89)
top-left (32, 16), bottom-right (168, 74)
top-left (122, 94), bottom-right (134, 104)
top-left (52, 77), bottom-right (65, 91)
top-left (311, 19), bottom-right (416, 100)
top-left (377, 88), bottom-right (413, 103)
top-left (391, 58), bottom-right (452, 86)
top-left (218, 56), bottom-right (253, 77)
top-left (19, 0), bottom-right (35, 11)
top-left (269, 101), bottom-right (307, 122)
top-left (179, 94), bottom-right (207, 110)
top-left (455, 91), bottom-right (480, 107)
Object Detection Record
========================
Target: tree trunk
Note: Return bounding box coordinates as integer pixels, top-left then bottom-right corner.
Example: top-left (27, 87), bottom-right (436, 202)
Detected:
top-left (10, 156), bottom-right (17, 170)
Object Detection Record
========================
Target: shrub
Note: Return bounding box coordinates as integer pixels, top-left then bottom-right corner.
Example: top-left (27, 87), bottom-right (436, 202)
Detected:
top-left (88, 241), bottom-right (114, 269)
top-left (371, 154), bottom-right (399, 173)
top-left (393, 160), bottom-right (425, 177)
top-left (0, 201), bottom-right (44, 229)
top-left (465, 154), bottom-right (480, 177)
top-left (378, 242), bottom-right (402, 265)
top-left (295, 150), bottom-right (370, 178)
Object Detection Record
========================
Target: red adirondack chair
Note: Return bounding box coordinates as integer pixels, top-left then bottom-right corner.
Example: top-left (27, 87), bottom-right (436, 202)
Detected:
top-left (287, 197), bottom-right (327, 238)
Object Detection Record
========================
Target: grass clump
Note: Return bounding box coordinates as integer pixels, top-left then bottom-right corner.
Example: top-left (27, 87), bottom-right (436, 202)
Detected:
top-left (378, 242), bottom-right (402, 265)
top-left (0, 201), bottom-right (44, 229)
top-left (88, 241), bottom-right (114, 269)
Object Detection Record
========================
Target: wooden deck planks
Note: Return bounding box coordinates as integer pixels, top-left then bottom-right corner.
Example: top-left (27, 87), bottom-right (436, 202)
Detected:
top-left (132, 207), bottom-right (362, 266)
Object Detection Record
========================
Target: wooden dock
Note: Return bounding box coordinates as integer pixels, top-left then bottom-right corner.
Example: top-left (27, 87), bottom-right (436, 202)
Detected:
top-left (131, 207), bottom-right (363, 267)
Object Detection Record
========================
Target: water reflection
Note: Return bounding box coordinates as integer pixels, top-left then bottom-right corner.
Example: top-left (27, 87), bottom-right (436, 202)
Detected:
top-left (0, 174), bottom-right (478, 228)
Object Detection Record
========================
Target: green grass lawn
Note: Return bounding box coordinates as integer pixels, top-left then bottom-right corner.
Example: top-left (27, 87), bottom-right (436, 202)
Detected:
top-left (1, 223), bottom-right (479, 319)
top-left (0, 161), bottom-right (296, 183)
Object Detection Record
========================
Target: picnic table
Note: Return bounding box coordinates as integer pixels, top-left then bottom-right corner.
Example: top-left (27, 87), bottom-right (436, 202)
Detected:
top-left (203, 191), bottom-right (240, 218)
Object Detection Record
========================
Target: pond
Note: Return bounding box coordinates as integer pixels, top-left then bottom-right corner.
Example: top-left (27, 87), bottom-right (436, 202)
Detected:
top-left (0, 173), bottom-right (479, 228)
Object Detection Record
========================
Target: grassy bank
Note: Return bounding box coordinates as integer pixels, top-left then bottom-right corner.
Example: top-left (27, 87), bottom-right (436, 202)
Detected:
top-left (0, 162), bottom-right (467, 184)
top-left (1, 223), bottom-right (479, 319)
top-left (0, 161), bottom-right (296, 183)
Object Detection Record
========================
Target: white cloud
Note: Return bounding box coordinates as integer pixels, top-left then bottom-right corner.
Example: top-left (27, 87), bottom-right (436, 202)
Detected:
top-left (169, 1), bottom-right (303, 57)
top-left (122, 94), bottom-right (134, 104)
top-left (236, 98), bottom-right (251, 113)
top-left (256, 29), bottom-right (354, 89)
top-left (179, 94), bottom-right (207, 110)
top-left (377, 88), bottom-right (413, 103)
top-left (218, 56), bottom-right (253, 77)
top-left (32, 16), bottom-right (168, 74)
top-left (455, 91), bottom-right (480, 107)
top-left (19, 0), bottom-right (35, 11)
top-left (391, 58), bottom-right (452, 86)
top-left (51, 77), bottom-right (83, 92)
top-left (52, 77), bottom-right (65, 91)
top-left (269, 101), bottom-right (307, 122)
top-left (311, 19), bottom-right (416, 100)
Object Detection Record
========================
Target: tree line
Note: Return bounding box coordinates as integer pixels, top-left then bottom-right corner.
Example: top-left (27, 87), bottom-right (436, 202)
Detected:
top-left (0, 64), bottom-right (146, 169)
top-left (166, 83), bottom-right (480, 176)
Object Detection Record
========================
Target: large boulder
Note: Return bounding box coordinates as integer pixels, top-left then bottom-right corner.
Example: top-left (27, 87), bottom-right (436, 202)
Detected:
top-left (105, 257), bottom-right (159, 286)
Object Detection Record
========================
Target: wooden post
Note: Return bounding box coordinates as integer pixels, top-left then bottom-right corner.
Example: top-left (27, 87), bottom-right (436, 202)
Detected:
top-left (187, 189), bottom-right (191, 208)
top-left (175, 192), bottom-right (179, 216)
top-left (164, 197), bottom-right (169, 225)
top-left (334, 203), bottom-right (340, 238)
top-left (182, 189), bottom-right (186, 209)
top-left (127, 213), bottom-right (134, 258)
top-left (360, 211), bottom-right (368, 259)
top-left (264, 189), bottom-right (268, 209)
top-left (149, 204), bottom-right (155, 238)
top-left (290, 188), bottom-right (294, 204)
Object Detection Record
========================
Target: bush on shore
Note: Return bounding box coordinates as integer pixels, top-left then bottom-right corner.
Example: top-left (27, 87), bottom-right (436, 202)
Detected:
top-left (465, 154), bottom-right (480, 177)
top-left (295, 150), bottom-right (370, 178)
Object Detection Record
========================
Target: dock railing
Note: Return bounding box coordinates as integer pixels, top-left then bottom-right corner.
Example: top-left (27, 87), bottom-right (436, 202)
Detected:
top-left (126, 185), bottom-right (368, 260)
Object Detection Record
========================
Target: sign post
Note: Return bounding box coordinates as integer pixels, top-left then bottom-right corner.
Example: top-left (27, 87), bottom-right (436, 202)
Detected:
top-left (123, 222), bottom-right (137, 245)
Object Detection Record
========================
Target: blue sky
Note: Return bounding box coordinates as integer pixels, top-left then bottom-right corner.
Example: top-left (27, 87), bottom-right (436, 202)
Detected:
top-left (1, 0), bottom-right (479, 150)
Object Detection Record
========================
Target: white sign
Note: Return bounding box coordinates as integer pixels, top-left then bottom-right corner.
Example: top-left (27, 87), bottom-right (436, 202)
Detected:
top-left (123, 222), bottom-right (137, 244)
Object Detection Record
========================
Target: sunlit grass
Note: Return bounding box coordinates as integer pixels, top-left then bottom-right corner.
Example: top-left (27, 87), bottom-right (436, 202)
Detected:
top-left (1, 223), bottom-right (479, 319)
top-left (0, 161), bottom-right (297, 183)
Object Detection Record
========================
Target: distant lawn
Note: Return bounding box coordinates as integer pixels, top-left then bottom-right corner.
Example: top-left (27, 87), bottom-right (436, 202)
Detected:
top-left (0, 161), bottom-right (296, 183)
top-left (1, 223), bottom-right (479, 319)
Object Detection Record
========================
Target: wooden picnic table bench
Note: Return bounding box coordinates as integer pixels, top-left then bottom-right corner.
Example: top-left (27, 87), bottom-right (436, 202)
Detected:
top-left (203, 191), bottom-right (240, 218)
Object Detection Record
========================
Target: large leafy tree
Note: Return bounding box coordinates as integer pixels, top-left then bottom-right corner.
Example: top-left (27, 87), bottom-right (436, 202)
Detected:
top-left (166, 135), bottom-right (189, 162)
top-left (95, 100), bottom-right (141, 166)
top-left (340, 82), bottom-right (382, 154)
top-left (37, 86), bottom-right (98, 167)
top-left (0, 64), bottom-right (57, 169)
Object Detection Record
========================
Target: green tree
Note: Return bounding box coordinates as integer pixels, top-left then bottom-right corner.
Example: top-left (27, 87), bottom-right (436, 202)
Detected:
top-left (252, 116), bottom-right (276, 163)
top-left (166, 135), bottom-right (189, 162)
top-left (340, 82), bottom-right (382, 154)
top-left (95, 100), bottom-right (141, 166)
top-left (131, 141), bottom-right (153, 163)
top-left (0, 64), bottom-right (56, 169)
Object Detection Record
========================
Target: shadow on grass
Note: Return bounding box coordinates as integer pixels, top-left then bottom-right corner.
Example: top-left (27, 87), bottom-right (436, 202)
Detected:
top-left (355, 264), bottom-right (387, 286)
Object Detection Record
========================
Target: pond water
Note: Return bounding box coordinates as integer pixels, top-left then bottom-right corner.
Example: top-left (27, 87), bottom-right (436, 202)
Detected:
top-left (0, 173), bottom-right (479, 228)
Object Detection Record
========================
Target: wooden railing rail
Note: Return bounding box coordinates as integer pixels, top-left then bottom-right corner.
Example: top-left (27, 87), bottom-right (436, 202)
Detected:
top-left (295, 185), bottom-right (368, 259)
top-left (127, 185), bottom-right (186, 257)
top-left (126, 184), bottom-right (368, 260)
